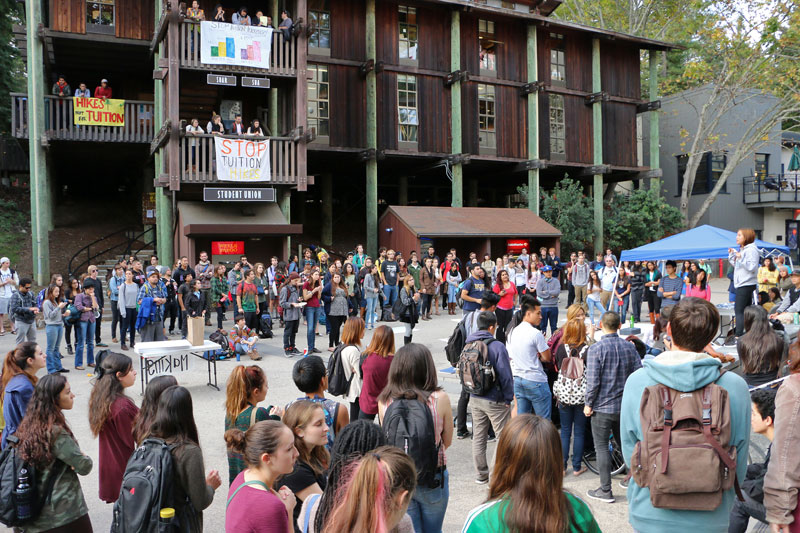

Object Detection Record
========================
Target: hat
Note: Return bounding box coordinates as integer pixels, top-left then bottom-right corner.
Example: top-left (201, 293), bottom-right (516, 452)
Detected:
top-left (540, 265), bottom-right (553, 272)
top-left (101, 78), bottom-right (108, 83)
top-left (288, 272), bottom-right (300, 280)
top-left (0, 257), bottom-right (8, 265)
top-left (792, 270), bottom-right (800, 277)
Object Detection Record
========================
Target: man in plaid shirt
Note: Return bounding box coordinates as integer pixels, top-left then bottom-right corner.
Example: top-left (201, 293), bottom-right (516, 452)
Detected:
top-left (584, 310), bottom-right (641, 504)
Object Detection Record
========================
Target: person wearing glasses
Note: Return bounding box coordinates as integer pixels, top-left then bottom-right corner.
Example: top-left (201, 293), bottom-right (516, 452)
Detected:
top-left (82, 266), bottom-right (108, 347)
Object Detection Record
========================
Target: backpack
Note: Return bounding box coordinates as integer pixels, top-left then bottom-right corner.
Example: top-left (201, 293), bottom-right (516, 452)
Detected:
top-left (445, 317), bottom-right (469, 367)
top-left (0, 436), bottom-right (63, 527)
top-left (111, 438), bottom-right (195, 532)
top-left (259, 312), bottom-right (273, 339)
top-left (209, 330), bottom-right (234, 359)
top-left (327, 344), bottom-right (354, 396)
top-left (382, 395), bottom-right (441, 489)
top-left (631, 371), bottom-right (741, 511)
top-left (63, 304), bottom-right (80, 325)
top-left (458, 338), bottom-right (497, 396)
top-left (552, 344), bottom-right (587, 406)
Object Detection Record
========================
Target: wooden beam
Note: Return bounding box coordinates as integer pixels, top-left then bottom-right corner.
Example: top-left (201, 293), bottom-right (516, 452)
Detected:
top-left (526, 23), bottom-right (540, 214)
top-left (637, 168), bottom-right (662, 180)
top-left (150, 119), bottom-right (171, 155)
top-left (580, 164), bottom-right (611, 176)
top-left (636, 100), bottom-right (661, 113)
top-left (149, 4), bottom-right (170, 57)
top-left (450, 8), bottom-right (463, 208)
top-left (591, 38), bottom-right (603, 255)
top-left (514, 159), bottom-right (546, 172)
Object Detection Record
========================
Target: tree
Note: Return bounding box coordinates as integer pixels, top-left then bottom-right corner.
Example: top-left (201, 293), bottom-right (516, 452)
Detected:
top-left (604, 188), bottom-right (683, 251)
top-left (532, 178), bottom-right (595, 254)
top-left (0, 0), bottom-right (25, 135)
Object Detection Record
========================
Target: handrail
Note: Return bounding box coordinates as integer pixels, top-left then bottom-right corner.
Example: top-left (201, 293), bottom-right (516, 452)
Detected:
top-left (10, 92), bottom-right (155, 105)
top-left (67, 227), bottom-right (156, 279)
top-left (742, 173), bottom-right (800, 204)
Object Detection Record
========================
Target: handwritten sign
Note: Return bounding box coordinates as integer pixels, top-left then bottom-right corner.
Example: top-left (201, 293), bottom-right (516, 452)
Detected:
top-left (214, 137), bottom-right (271, 182)
top-left (212, 241), bottom-right (245, 255)
top-left (73, 97), bottom-right (125, 126)
top-left (145, 353), bottom-right (191, 378)
top-left (200, 22), bottom-right (273, 69)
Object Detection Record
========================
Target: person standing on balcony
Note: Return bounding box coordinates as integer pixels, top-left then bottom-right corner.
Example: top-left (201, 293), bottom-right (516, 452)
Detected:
top-left (231, 114), bottom-right (245, 135)
top-left (82, 266), bottom-right (107, 348)
top-left (51, 75), bottom-right (71, 97)
top-left (246, 119), bottom-right (265, 136)
top-left (207, 113), bottom-right (224, 135)
top-left (187, 0), bottom-right (204, 21)
top-left (93, 79), bottom-right (112, 100)
top-left (213, 4), bottom-right (225, 22)
top-left (232, 6), bottom-right (251, 25)
top-left (74, 83), bottom-right (90, 98)
top-left (279, 10), bottom-right (293, 40)
top-left (186, 118), bottom-right (203, 173)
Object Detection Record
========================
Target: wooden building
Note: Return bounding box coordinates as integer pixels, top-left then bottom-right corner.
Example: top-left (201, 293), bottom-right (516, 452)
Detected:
top-left (14, 0), bottom-right (674, 283)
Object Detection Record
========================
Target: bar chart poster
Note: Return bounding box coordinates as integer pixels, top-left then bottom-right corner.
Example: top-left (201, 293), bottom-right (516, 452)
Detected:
top-left (200, 22), bottom-right (273, 69)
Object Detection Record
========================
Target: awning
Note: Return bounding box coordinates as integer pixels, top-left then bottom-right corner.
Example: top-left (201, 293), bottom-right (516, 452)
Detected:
top-left (178, 201), bottom-right (302, 236)
top-left (381, 206), bottom-right (561, 238)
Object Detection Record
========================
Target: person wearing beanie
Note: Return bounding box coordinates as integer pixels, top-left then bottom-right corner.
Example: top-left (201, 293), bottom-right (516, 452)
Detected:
top-left (279, 272), bottom-right (304, 357)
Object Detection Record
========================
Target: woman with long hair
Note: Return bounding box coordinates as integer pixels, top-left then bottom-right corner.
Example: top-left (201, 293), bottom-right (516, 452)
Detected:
top-left (339, 317), bottom-right (366, 421)
top-left (359, 325), bottom-right (396, 421)
top-left (398, 275), bottom-right (420, 345)
top-left (737, 305), bottom-right (784, 388)
top-left (281, 400), bottom-right (331, 532)
top-left (585, 270), bottom-right (604, 327)
top-left (729, 228), bottom-right (760, 336)
top-left (462, 414), bottom-right (601, 532)
top-left (237, 269), bottom-right (260, 333)
top-left (88, 351), bottom-right (138, 502)
top-left (493, 269), bottom-right (517, 343)
top-left (513, 259), bottom-right (527, 305)
top-left (777, 265), bottom-right (792, 298)
top-left (132, 375), bottom-right (177, 445)
top-left (325, 272), bottom-right (349, 350)
top-left (42, 284), bottom-right (69, 373)
top-left (343, 262), bottom-right (358, 317)
top-left (685, 268), bottom-right (711, 301)
top-left (1, 342), bottom-right (45, 449)
top-left (526, 260), bottom-right (541, 299)
top-left (322, 446), bottom-right (416, 533)
top-left (225, 421), bottom-right (298, 532)
top-left (14, 375), bottom-right (94, 532)
top-left (758, 257), bottom-right (779, 294)
top-left (612, 269), bottom-right (631, 322)
top-left (432, 258), bottom-right (442, 315)
top-left (304, 269), bottom-right (323, 354)
top-left (253, 262), bottom-right (268, 335)
top-left (553, 320), bottom-right (590, 477)
top-left (644, 260), bottom-right (662, 324)
top-left (446, 263), bottom-right (462, 315)
top-left (224, 365), bottom-right (283, 484)
top-left (363, 264), bottom-right (380, 329)
top-left (117, 269), bottom-right (139, 350)
top-left (151, 386), bottom-right (221, 531)
top-left (63, 277), bottom-right (81, 355)
top-left (547, 303), bottom-right (596, 357)
top-left (210, 263), bottom-right (229, 331)
top-left (378, 344), bottom-right (453, 533)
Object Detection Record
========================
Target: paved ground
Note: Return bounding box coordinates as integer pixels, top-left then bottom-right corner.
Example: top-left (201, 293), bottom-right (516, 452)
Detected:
top-left (0, 279), bottom-right (736, 532)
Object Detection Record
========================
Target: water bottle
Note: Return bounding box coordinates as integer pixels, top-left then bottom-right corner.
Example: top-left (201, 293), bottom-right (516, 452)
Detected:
top-left (630, 316), bottom-right (635, 329)
top-left (14, 468), bottom-right (34, 521)
top-left (159, 508), bottom-right (175, 532)
top-left (794, 313), bottom-right (799, 325)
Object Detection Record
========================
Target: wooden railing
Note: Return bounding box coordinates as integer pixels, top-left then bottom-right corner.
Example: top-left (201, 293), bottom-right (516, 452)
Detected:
top-left (181, 134), bottom-right (299, 185)
top-left (10, 94), bottom-right (154, 143)
top-left (179, 21), bottom-right (296, 76)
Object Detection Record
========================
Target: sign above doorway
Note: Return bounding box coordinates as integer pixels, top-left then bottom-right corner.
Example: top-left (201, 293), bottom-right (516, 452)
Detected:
top-left (203, 187), bottom-right (276, 202)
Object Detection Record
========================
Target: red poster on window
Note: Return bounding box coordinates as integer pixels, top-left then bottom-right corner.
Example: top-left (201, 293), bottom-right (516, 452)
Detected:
top-left (506, 239), bottom-right (529, 254)
top-left (212, 241), bottom-right (245, 255)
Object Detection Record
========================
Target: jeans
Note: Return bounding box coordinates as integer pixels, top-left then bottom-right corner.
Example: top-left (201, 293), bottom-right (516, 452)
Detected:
top-left (383, 284), bottom-right (398, 307)
top-left (45, 324), bottom-right (64, 373)
top-left (591, 411), bottom-right (621, 493)
top-left (612, 294), bottom-right (630, 322)
top-left (471, 397), bottom-right (511, 479)
top-left (728, 488), bottom-right (767, 533)
top-left (567, 281), bottom-right (575, 307)
top-left (121, 308), bottom-right (137, 346)
top-left (110, 304), bottom-right (120, 339)
top-left (283, 319), bottom-right (298, 349)
top-left (587, 298), bottom-right (605, 326)
top-left (234, 337), bottom-right (258, 361)
top-left (365, 297), bottom-right (378, 328)
top-left (539, 307), bottom-right (558, 336)
top-left (65, 322), bottom-right (74, 348)
top-left (164, 300), bottom-right (178, 332)
top-left (645, 289), bottom-right (661, 315)
top-left (495, 308), bottom-right (513, 344)
top-left (216, 305), bottom-right (225, 330)
top-left (630, 288), bottom-right (643, 321)
top-left (734, 284), bottom-right (756, 336)
top-left (407, 468), bottom-right (449, 533)
top-left (559, 403), bottom-right (587, 472)
top-left (75, 320), bottom-right (95, 368)
top-left (421, 293), bottom-right (432, 315)
top-left (514, 377), bottom-right (552, 420)
top-left (305, 306), bottom-right (321, 350)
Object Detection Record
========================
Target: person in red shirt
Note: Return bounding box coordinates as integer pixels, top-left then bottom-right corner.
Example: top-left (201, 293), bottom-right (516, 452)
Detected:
top-left (358, 325), bottom-right (395, 421)
top-left (94, 79), bottom-right (112, 100)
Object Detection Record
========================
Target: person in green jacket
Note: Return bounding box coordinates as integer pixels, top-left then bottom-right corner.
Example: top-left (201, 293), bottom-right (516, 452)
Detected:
top-left (14, 373), bottom-right (94, 532)
top-left (461, 414), bottom-right (601, 533)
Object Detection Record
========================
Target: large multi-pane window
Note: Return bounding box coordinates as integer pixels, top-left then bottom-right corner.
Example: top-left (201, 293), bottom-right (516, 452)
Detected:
top-left (398, 74), bottom-right (418, 143)
top-left (307, 65), bottom-right (329, 137)
top-left (549, 94), bottom-right (565, 157)
top-left (755, 153), bottom-right (770, 179)
top-left (478, 84), bottom-right (496, 150)
top-left (550, 33), bottom-right (566, 85)
top-left (399, 6), bottom-right (418, 61)
top-left (87, 0), bottom-right (114, 28)
top-left (309, 0), bottom-right (331, 50)
top-left (479, 19), bottom-right (496, 72)
top-left (677, 151), bottom-right (727, 194)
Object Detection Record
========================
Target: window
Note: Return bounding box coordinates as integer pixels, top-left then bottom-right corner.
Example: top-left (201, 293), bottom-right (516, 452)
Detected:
top-left (755, 153), bottom-right (769, 179)
top-left (479, 19), bottom-right (496, 72)
top-left (478, 84), bottom-right (496, 150)
top-left (398, 74), bottom-right (418, 144)
top-left (677, 151), bottom-right (727, 195)
top-left (550, 33), bottom-right (566, 86)
top-left (309, 0), bottom-right (331, 50)
top-left (307, 65), bottom-right (329, 137)
top-left (549, 94), bottom-right (565, 158)
top-left (398, 6), bottom-right (418, 62)
top-left (87, 0), bottom-right (114, 31)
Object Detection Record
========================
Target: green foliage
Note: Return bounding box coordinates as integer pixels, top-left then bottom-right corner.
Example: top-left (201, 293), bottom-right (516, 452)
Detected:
top-left (0, 0), bottom-right (25, 134)
top-left (0, 197), bottom-right (28, 266)
top-left (603, 189), bottom-right (684, 252)
top-left (535, 178), bottom-right (595, 255)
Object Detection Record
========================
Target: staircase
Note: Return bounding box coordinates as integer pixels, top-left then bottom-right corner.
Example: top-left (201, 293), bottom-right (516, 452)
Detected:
top-left (95, 248), bottom-right (156, 314)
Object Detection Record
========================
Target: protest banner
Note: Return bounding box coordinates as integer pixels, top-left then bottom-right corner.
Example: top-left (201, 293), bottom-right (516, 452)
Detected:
top-left (200, 22), bottom-right (273, 69)
top-left (214, 137), bottom-right (271, 182)
top-left (73, 97), bottom-right (125, 126)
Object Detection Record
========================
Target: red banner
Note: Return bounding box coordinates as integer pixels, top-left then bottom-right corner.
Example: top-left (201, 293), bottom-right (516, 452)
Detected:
top-left (506, 239), bottom-right (529, 253)
top-left (212, 241), bottom-right (245, 255)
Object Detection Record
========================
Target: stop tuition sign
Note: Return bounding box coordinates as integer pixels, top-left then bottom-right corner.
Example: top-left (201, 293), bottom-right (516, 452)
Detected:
top-left (214, 137), bottom-right (271, 182)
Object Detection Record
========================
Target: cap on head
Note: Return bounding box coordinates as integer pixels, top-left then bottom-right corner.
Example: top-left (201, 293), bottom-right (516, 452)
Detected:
top-left (101, 78), bottom-right (108, 83)
top-left (541, 265), bottom-right (553, 272)
top-left (792, 270), bottom-right (800, 278)
top-left (288, 272), bottom-right (300, 280)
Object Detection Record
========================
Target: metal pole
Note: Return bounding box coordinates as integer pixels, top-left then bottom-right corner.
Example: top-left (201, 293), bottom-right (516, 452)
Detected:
top-left (526, 24), bottom-right (539, 214)
top-left (450, 9), bottom-right (463, 208)
top-left (592, 38), bottom-right (603, 255)
top-left (649, 51), bottom-right (660, 195)
top-left (365, 0), bottom-right (378, 256)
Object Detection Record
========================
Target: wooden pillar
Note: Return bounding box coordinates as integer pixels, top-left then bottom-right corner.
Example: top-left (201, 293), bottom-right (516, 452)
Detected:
top-left (321, 174), bottom-right (332, 245)
top-left (649, 51), bottom-right (660, 195)
top-left (365, 0), bottom-right (378, 256)
top-left (526, 24), bottom-right (540, 214)
top-left (154, 0), bottom-right (173, 267)
top-left (398, 176), bottom-right (408, 206)
top-left (269, 0), bottom-right (280, 136)
top-left (279, 188), bottom-right (291, 256)
top-left (450, 9), bottom-right (463, 207)
top-left (591, 38), bottom-right (603, 255)
top-left (295, 0), bottom-right (308, 189)
top-left (26, 0), bottom-right (49, 283)
top-left (167, 0), bottom-right (181, 193)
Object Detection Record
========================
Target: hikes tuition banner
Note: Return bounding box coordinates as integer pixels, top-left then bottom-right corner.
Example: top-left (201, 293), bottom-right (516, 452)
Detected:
top-left (200, 22), bottom-right (273, 69)
top-left (73, 97), bottom-right (125, 126)
top-left (214, 137), bottom-right (271, 182)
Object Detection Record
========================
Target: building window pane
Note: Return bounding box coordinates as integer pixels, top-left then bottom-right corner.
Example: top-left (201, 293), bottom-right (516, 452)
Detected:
top-left (308, 64), bottom-right (330, 137)
top-left (478, 84), bottom-right (496, 149)
top-left (309, 1), bottom-right (331, 49)
top-left (677, 152), bottom-right (726, 195)
top-left (478, 19), bottom-right (496, 71)
top-left (399, 6), bottom-right (418, 61)
top-left (398, 74), bottom-right (418, 143)
top-left (550, 34), bottom-right (566, 84)
top-left (755, 153), bottom-right (769, 179)
top-left (549, 94), bottom-right (565, 156)
top-left (87, 0), bottom-right (114, 26)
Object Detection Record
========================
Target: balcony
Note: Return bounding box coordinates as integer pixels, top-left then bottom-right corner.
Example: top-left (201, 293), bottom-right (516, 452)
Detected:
top-left (11, 94), bottom-right (154, 143)
top-left (742, 174), bottom-right (800, 207)
top-left (179, 22), bottom-right (296, 77)
top-left (181, 134), bottom-right (300, 185)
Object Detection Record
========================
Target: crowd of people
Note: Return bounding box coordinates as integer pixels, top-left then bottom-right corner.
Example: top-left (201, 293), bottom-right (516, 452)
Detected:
top-left (1, 228), bottom-right (800, 532)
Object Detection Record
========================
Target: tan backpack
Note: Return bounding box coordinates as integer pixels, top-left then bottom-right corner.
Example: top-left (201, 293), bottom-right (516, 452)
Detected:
top-left (631, 371), bottom-right (741, 511)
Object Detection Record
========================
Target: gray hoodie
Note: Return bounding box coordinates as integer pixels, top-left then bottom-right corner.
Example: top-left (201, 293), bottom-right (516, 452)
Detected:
top-left (536, 276), bottom-right (561, 307)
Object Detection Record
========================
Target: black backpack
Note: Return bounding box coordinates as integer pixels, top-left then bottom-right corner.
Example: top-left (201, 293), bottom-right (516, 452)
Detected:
top-left (382, 394), bottom-right (441, 489)
top-left (445, 316), bottom-right (469, 367)
top-left (458, 338), bottom-right (497, 396)
top-left (0, 436), bottom-right (63, 527)
top-left (110, 438), bottom-right (187, 533)
top-left (327, 343), bottom-right (354, 396)
top-left (259, 312), bottom-right (273, 339)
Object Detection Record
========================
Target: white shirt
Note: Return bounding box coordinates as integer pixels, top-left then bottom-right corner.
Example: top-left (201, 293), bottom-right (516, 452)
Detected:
top-left (341, 345), bottom-right (362, 403)
top-left (600, 266), bottom-right (618, 292)
top-left (506, 321), bottom-right (549, 383)
top-left (0, 268), bottom-right (17, 298)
